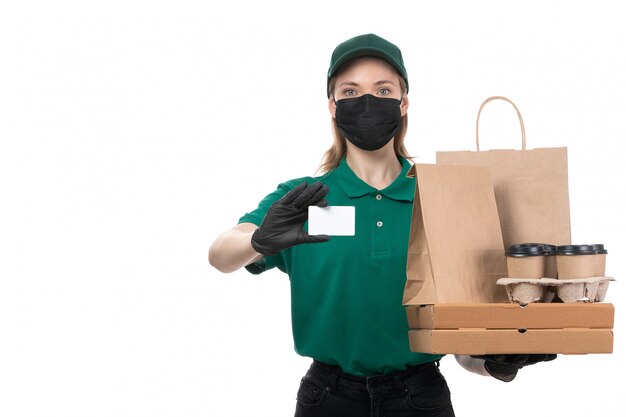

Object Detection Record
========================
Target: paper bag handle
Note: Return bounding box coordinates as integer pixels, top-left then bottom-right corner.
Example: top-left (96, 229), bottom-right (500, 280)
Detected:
top-left (476, 96), bottom-right (526, 151)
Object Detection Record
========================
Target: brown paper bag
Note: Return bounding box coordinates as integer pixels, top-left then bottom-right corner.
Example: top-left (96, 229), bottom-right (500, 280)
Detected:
top-left (436, 96), bottom-right (571, 249)
top-left (402, 164), bottom-right (509, 305)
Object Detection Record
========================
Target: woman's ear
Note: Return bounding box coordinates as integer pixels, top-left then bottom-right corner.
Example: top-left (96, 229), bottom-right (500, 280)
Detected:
top-left (400, 94), bottom-right (409, 117)
top-left (328, 95), bottom-right (337, 118)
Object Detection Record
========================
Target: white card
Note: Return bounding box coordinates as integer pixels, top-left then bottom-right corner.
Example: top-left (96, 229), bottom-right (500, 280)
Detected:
top-left (308, 206), bottom-right (355, 236)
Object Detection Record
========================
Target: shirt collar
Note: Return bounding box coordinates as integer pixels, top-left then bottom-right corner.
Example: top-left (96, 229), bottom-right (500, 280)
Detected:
top-left (334, 155), bottom-right (414, 202)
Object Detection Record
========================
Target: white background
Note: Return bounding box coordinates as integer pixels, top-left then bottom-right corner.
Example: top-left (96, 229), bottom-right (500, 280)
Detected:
top-left (1, 1), bottom-right (624, 416)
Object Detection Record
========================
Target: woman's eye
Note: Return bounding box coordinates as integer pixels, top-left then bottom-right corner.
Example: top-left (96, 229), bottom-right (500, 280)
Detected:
top-left (344, 89), bottom-right (357, 96)
top-left (378, 88), bottom-right (390, 95)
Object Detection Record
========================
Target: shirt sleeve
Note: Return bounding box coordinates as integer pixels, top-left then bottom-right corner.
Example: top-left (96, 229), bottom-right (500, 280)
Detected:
top-left (237, 178), bottom-right (310, 275)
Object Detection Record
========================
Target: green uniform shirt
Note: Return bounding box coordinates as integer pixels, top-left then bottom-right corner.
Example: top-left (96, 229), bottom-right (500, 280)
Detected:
top-left (237, 155), bottom-right (443, 376)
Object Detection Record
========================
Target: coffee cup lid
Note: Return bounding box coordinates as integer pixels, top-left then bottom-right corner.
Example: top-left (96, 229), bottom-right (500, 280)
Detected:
top-left (506, 243), bottom-right (546, 257)
top-left (543, 244), bottom-right (557, 255)
top-left (556, 244), bottom-right (596, 255)
top-left (590, 244), bottom-right (608, 254)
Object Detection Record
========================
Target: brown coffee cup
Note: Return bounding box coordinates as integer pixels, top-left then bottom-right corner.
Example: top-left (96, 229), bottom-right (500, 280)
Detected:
top-left (556, 245), bottom-right (597, 279)
top-left (506, 244), bottom-right (546, 278)
top-left (592, 244), bottom-right (607, 277)
top-left (543, 244), bottom-right (558, 278)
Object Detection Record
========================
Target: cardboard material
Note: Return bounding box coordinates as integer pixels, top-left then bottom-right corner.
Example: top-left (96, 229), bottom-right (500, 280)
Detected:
top-left (496, 277), bottom-right (616, 303)
top-left (596, 253), bottom-right (607, 276)
top-left (405, 303), bottom-right (615, 329)
top-left (507, 255), bottom-right (545, 278)
top-left (504, 280), bottom-right (545, 304)
top-left (405, 303), bottom-right (615, 354)
top-left (436, 96), bottom-right (571, 249)
top-left (403, 164), bottom-right (508, 305)
top-left (553, 277), bottom-right (616, 303)
top-left (401, 97), bottom-right (614, 356)
top-left (545, 254), bottom-right (558, 278)
top-left (556, 254), bottom-right (597, 279)
top-left (408, 329), bottom-right (613, 355)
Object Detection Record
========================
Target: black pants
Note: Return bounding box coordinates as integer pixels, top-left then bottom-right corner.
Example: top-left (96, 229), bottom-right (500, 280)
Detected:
top-left (294, 360), bottom-right (455, 417)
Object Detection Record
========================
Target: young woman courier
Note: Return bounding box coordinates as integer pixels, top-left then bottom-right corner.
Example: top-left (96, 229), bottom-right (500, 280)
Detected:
top-left (209, 33), bottom-right (555, 417)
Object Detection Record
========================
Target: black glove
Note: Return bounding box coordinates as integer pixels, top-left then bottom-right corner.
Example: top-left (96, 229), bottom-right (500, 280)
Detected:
top-left (251, 181), bottom-right (330, 256)
top-left (471, 354), bottom-right (557, 382)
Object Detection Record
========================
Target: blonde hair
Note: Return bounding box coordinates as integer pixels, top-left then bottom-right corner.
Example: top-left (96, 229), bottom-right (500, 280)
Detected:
top-left (315, 70), bottom-right (414, 176)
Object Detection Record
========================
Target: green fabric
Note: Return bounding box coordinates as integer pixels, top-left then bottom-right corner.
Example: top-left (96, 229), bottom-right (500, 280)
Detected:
top-left (326, 33), bottom-right (409, 97)
top-left (238, 156), bottom-right (443, 376)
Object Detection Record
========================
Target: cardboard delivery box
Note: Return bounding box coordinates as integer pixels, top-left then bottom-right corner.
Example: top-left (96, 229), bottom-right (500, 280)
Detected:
top-left (405, 303), bottom-right (614, 355)
top-left (402, 161), bottom-right (614, 355)
top-left (402, 98), bottom-right (615, 355)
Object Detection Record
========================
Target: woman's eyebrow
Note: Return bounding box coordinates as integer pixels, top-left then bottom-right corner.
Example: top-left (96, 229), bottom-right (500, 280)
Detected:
top-left (338, 80), bottom-right (396, 87)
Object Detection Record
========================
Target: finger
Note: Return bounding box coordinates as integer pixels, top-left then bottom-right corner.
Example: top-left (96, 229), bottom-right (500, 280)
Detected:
top-left (300, 233), bottom-right (331, 244)
top-left (512, 354), bottom-right (529, 365)
top-left (524, 354), bottom-right (544, 365)
top-left (308, 185), bottom-right (330, 207)
top-left (280, 182), bottom-right (308, 205)
top-left (530, 354), bottom-right (556, 363)
top-left (316, 199), bottom-right (328, 208)
top-left (292, 182), bottom-right (323, 209)
top-left (292, 181), bottom-right (323, 208)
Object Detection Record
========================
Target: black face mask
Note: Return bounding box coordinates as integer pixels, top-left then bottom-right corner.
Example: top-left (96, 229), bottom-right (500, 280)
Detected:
top-left (334, 94), bottom-right (402, 151)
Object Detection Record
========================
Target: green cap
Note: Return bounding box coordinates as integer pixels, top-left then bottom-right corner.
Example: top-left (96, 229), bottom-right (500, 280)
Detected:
top-left (326, 33), bottom-right (408, 98)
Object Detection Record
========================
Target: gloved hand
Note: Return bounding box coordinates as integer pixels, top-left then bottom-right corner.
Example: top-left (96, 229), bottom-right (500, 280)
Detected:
top-left (471, 354), bottom-right (557, 382)
top-left (251, 181), bottom-right (330, 256)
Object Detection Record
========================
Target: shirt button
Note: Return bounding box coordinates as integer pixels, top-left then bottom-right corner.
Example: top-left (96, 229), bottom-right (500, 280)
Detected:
top-left (375, 194), bottom-right (382, 200)
top-left (376, 221), bottom-right (383, 227)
